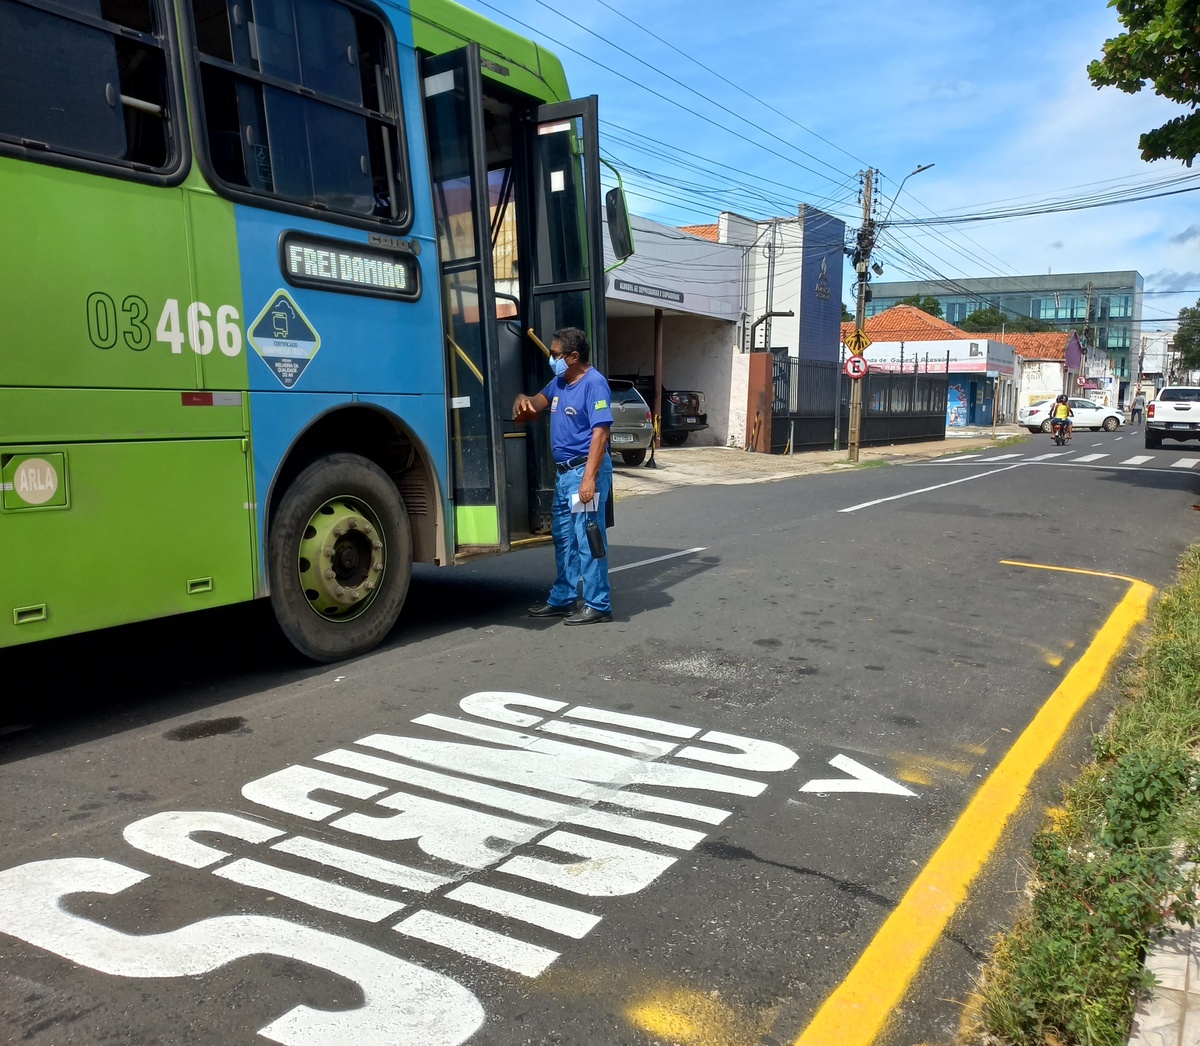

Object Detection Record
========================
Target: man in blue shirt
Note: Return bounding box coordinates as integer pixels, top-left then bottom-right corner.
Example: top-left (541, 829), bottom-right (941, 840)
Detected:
top-left (513, 327), bottom-right (614, 625)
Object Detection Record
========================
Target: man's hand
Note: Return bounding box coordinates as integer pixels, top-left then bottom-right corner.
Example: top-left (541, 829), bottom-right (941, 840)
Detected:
top-left (513, 394), bottom-right (539, 422)
top-left (578, 477), bottom-right (596, 507)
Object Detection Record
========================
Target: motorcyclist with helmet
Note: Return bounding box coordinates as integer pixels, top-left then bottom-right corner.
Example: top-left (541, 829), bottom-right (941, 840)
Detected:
top-left (1050, 394), bottom-right (1073, 441)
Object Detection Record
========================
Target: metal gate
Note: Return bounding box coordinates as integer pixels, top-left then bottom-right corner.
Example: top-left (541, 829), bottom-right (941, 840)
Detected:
top-left (770, 355), bottom-right (949, 452)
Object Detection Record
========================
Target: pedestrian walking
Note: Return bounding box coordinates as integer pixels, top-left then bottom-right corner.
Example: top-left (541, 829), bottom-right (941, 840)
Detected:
top-left (1130, 388), bottom-right (1146, 427)
top-left (513, 327), bottom-right (614, 625)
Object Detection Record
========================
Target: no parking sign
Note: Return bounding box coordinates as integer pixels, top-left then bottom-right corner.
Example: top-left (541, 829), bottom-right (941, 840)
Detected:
top-left (844, 356), bottom-right (869, 379)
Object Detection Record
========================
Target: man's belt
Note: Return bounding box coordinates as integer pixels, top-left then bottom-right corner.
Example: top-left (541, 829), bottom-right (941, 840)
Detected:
top-left (555, 455), bottom-right (589, 474)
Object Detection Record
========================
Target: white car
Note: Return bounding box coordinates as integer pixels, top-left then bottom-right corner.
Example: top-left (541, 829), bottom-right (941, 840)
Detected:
top-left (1020, 397), bottom-right (1122, 433)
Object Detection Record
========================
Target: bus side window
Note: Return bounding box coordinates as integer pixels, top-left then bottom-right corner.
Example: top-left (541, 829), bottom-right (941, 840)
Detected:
top-left (0, 0), bottom-right (174, 172)
top-left (189, 0), bottom-right (406, 224)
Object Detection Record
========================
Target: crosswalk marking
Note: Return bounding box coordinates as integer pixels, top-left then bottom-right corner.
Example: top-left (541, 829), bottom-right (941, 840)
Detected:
top-left (1028, 452), bottom-right (1070, 460)
top-left (1119, 455), bottom-right (1154, 466)
top-left (976, 453), bottom-right (1023, 461)
top-left (1171, 458), bottom-right (1200, 469)
top-left (1073, 453), bottom-right (1108, 462)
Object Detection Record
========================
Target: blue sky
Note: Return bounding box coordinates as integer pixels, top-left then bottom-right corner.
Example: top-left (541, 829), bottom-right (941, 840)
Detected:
top-left (456, 0), bottom-right (1200, 330)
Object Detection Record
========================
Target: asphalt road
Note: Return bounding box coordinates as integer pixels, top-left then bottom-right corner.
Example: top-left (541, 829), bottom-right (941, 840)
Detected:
top-left (2, 430), bottom-right (1197, 1046)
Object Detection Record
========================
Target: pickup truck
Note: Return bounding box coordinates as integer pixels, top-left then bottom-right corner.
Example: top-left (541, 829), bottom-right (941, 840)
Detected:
top-left (1145, 386), bottom-right (1200, 448)
top-left (609, 374), bottom-right (708, 445)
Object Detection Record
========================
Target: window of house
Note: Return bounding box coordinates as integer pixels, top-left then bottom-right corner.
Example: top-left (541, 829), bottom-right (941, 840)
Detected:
top-left (0, 0), bottom-right (176, 173)
top-left (190, 0), bottom-right (407, 224)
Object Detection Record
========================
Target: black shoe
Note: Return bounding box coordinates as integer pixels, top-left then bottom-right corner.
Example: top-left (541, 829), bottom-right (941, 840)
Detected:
top-left (563, 605), bottom-right (612, 626)
top-left (528, 601), bottom-right (577, 618)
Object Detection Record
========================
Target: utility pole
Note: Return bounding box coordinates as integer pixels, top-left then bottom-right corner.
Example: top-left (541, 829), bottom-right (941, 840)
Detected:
top-left (846, 164), bottom-right (934, 462)
top-left (848, 170), bottom-right (875, 463)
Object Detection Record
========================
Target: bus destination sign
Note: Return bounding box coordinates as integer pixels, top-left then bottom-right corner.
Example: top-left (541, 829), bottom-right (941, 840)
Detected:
top-left (281, 232), bottom-right (420, 301)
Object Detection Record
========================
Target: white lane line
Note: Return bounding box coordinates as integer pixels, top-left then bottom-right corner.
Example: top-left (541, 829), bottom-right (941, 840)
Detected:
top-left (395, 910), bottom-right (559, 976)
top-left (1115, 435), bottom-right (1125, 440)
top-left (1028, 452), bottom-right (1071, 460)
top-left (1091, 442), bottom-right (1103, 447)
top-left (271, 835), bottom-right (451, 892)
top-left (1120, 455), bottom-right (1154, 466)
top-left (839, 463), bottom-right (1024, 514)
top-left (214, 858), bottom-right (405, 922)
top-left (446, 882), bottom-right (600, 939)
top-left (1172, 458), bottom-right (1200, 469)
top-left (1073, 453), bottom-right (1108, 462)
top-left (610, 547), bottom-right (707, 574)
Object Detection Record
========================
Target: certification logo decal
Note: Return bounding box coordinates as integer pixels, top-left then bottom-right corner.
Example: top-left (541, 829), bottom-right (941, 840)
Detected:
top-left (247, 290), bottom-right (321, 389)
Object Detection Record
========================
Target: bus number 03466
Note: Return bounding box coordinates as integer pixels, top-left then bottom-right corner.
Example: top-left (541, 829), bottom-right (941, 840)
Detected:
top-left (86, 293), bottom-right (243, 358)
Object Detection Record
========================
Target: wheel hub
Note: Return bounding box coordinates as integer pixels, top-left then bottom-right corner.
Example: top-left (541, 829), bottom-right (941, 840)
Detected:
top-left (296, 498), bottom-right (385, 619)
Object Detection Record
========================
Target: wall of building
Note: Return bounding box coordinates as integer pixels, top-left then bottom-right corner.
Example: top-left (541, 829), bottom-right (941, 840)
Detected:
top-left (797, 206), bottom-right (845, 364)
top-left (1017, 360), bottom-right (1065, 406)
top-left (607, 315), bottom-right (738, 446)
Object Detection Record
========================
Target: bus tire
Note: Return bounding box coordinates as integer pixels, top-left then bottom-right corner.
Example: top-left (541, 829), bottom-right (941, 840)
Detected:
top-left (268, 453), bottom-right (412, 663)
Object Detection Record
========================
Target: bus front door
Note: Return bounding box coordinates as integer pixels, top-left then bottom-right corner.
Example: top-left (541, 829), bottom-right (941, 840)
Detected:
top-left (423, 48), bottom-right (611, 552)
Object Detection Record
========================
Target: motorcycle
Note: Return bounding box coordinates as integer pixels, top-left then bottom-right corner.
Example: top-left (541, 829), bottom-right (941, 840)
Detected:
top-left (1051, 420), bottom-right (1070, 446)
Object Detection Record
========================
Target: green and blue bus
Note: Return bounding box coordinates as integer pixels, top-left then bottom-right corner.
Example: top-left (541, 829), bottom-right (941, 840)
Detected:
top-left (0, 0), bottom-right (630, 660)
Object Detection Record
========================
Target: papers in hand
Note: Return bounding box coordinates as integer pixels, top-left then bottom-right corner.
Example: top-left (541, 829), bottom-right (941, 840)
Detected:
top-left (570, 492), bottom-right (598, 513)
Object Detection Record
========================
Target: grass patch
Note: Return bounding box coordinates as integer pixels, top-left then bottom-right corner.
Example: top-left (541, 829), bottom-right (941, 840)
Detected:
top-left (966, 547), bottom-right (1200, 1046)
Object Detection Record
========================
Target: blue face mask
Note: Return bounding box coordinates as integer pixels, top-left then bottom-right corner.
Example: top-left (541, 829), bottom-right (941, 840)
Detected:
top-left (550, 355), bottom-right (569, 378)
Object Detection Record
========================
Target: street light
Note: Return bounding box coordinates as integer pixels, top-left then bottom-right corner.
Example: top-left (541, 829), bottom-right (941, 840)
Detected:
top-left (848, 163), bottom-right (935, 462)
top-left (880, 163), bottom-right (935, 228)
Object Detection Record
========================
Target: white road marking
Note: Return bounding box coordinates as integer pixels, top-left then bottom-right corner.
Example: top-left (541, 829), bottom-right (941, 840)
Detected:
top-left (799, 754), bottom-right (916, 797)
top-left (564, 705), bottom-right (701, 739)
top-left (609, 546), bottom-right (707, 574)
top-left (537, 719), bottom-right (677, 756)
top-left (839, 463), bottom-right (1024, 513)
top-left (1073, 453), bottom-right (1108, 462)
top-left (446, 882), bottom-right (600, 939)
top-left (214, 858), bottom-right (405, 922)
top-left (316, 748), bottom-right (707, 851)
top-left (975, 452), bottom-right (1023, 461)
top-left (498, 830), bottom-right (678, 896)
top-left (1027, 452), bottom-right (1070, 460)
top-left (123, 810), bottom-right (284, 869)
top-left (1172, 458), bottom-right (1200, 469)
top-left (355, 732), bottom-right (734, 823)
top-left (395, 910), bottom-right (559, 977)
top-left (0, 858), bottom-right (485, 1046)
top-left (408, 715), bottom-right (768, 796)
top-left (947, 453), bottom-right (981, 459)
top-left (271, 836), bottom-right (451, 892)
top-left (1120, 455), bottom-right (1154, 466)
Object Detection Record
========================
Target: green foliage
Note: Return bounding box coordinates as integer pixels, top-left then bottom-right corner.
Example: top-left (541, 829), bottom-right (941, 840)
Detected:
top-left (1175, 300), bottom-right (1200, 371)
top-left (897, 294), bottom-right (944, 318)
top-left (841, 302), bottom-right (853, 322)
top-left (973, 545), bottom-right (1200, 1045)
top-left (958, 305), bottom-right (1056, 333)
top-left (1087, 0), bottom-right (1200, 165)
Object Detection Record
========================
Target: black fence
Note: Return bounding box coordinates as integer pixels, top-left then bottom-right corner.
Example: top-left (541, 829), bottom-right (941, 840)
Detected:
top-left (770, 356), bottom-right (949, 452)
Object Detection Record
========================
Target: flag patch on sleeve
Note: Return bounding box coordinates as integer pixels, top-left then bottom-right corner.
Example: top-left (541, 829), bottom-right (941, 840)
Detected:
top-left (594, 399), bottom-right (608, 409)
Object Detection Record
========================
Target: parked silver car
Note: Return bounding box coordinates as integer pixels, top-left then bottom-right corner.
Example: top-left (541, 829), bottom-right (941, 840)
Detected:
top-left (608, 379), bottom-right (655, 465)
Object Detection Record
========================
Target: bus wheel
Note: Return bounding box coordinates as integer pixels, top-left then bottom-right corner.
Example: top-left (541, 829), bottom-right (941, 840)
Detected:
top-left (268, 453), bottom-right (412, 662)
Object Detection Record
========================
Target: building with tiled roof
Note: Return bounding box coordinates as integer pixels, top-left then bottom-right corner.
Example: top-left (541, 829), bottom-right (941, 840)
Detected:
top-left (864, 270), bottom-right (1143, 404)
top-left (979, 331), bottom-right (1070, 360)
top-left (841, 304), bottom-right (969, 344)
top-left (678, 223), bottom-right (718, 242)
top-left (841, 305), bottom-right (1016, 426)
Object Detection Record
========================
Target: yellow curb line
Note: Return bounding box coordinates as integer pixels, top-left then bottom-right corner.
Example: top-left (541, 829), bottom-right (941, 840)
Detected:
top-left (793, 560), bottom-right (1154, 1046)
